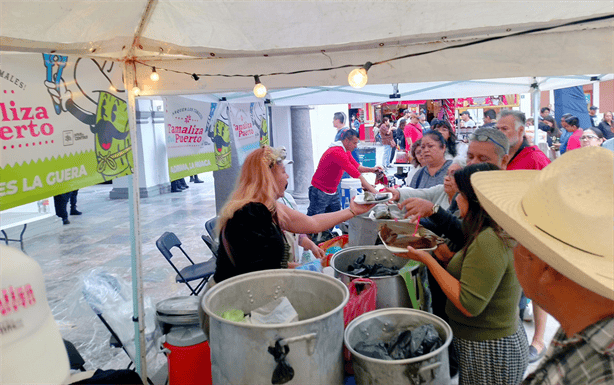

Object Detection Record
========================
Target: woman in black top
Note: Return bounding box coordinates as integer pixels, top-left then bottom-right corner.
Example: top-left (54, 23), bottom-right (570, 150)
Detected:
top-left (213, 146), bottom-right (374, 283)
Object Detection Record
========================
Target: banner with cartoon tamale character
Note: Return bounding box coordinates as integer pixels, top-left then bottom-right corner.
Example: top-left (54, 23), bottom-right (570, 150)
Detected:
top-left (229, 101), bottom-right (268, 164)
top-left (0, 53), bottom-right (133, 211)
top-left (163, 97), bottom-right (231, 180)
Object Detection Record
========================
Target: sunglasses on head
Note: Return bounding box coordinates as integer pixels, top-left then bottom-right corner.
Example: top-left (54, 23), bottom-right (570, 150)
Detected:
top-left (469, 133), bottom-right (507, 152)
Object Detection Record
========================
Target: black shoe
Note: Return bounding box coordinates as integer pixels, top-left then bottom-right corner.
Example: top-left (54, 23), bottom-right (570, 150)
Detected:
top-left (70, 209), bottom-right (82, 215)
top-left (193, 175), bottom-right (204, 183)
top-left (171, 186), bottom-right (182, 193)
top-left (189, 176), bottom-right (195, 182)
top-left (179, 179), bottom-right (189, 189)
top-left (62, 218), bottom-right (70, 225)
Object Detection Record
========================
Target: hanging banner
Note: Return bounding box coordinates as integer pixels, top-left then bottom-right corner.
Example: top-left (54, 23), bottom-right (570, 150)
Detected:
top-left (0, 53), bottom-right (133, 211)
top-left (229, 102), bottom-right (268, 164)
top-left (456, 94), bottom-right (520, 109)
top-left (163, 98), bottom-right (231, 180)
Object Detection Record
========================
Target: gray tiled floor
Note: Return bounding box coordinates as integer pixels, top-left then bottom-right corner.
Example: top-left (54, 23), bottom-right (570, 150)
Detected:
top-left (22, 148), bottom-right (560, 383)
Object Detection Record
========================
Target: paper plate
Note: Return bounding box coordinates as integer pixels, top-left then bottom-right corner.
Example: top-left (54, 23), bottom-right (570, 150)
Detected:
top-left (378, 231), bottom-right (438, 254)
top-left (354, 192), bottom-right (393, 204)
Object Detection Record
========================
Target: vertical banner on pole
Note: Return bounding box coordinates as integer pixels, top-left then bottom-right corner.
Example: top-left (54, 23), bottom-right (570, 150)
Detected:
top-left (163, 97), bottom-right (232, 180)
top-left (0, 54), bottom-right (133, 211)
top-left (229, 102), bottom-right (268, 164)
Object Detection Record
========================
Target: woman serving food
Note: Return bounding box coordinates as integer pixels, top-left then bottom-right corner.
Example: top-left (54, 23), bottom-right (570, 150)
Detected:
top-left (400, 163), bottom-right (529, 385)
top-left (213, 146), bottom-right (375, 283)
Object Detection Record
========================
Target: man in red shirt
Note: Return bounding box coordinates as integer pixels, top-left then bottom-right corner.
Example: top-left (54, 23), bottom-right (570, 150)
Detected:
top-left (496, 109), bottom-right (551, 363)
top-left (404, 112), bottom-right (423, 149)
top-left (308, 129), bottom-right (380, 218)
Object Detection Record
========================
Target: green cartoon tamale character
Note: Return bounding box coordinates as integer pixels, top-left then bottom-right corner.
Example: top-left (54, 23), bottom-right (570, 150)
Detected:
top-left (251, 102), bottom-right (269, 147)
top-left (92, 92), bottom-right (132, 180)
top-left (207, 103), bottom-right (231, 169)
top-left (42, 57), bottom-right (133, 181)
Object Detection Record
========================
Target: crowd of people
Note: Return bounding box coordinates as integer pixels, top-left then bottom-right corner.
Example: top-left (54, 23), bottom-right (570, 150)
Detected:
top-left (204, 107), bottom-right (612, 385)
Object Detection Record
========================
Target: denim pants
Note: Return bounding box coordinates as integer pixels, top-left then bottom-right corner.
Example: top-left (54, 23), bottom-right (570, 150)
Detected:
top-left (383, 145), bottom-right (392, 166)
top-left (307, 186), bottom-right (341, 216)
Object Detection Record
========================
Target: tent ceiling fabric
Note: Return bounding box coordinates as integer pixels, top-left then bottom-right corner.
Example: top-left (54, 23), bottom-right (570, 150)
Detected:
top-left (1, 1), bottom-right (613, 96)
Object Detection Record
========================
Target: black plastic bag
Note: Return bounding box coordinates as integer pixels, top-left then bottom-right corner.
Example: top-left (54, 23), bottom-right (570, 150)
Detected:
top-left (268, 340), bottom-right (295, 384)
top-left (388, 330), bottom-right (414, 359)
top-left (410, 324), bottom-right (443, 357)
top-left (354, 341), bottom-right (391, 360)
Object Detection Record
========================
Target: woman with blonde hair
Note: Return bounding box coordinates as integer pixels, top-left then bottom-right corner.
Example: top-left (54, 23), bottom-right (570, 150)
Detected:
top-left (213, 146), bottom-right (374, 283)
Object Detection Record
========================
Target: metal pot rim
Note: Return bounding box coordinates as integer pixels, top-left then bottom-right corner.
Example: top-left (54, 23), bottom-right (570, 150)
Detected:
top-left (330, 245), bottom-right (416, 279)
top-left (202, 269), bottom-right (349, 329)
top-left (344, 307), bottom-right (453, 364)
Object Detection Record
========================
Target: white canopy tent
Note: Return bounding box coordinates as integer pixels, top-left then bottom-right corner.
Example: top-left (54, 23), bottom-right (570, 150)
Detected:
top-left (2, 1), bottom-right (613, 380)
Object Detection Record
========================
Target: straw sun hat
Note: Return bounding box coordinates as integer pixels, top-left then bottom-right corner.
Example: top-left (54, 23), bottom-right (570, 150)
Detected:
top-left (471, 147), bottom-right (614, 300)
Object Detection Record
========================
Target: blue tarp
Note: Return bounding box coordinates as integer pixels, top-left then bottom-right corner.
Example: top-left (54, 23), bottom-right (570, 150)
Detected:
top-left (554, 86), bottom-right (592, 128)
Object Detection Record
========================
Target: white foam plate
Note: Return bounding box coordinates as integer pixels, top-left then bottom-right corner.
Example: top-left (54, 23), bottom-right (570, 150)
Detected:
top-left (378, 231), bottom-right (438, 254)
top-left (354, 192), bottom-right (393, 204)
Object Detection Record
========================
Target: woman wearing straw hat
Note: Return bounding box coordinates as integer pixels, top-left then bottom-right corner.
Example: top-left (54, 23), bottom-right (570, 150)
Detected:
top-left (403, 163), bottom-right (529, 385)
top-left (472, 147), bottom-right (614, 385)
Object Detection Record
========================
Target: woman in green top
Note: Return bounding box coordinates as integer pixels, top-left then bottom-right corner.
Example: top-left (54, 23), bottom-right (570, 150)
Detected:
top-left (404, 163), bottom-right (529, 385)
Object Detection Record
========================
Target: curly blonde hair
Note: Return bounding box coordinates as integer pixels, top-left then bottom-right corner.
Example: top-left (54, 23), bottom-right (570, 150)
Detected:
top-left (217, 146), bottom-right (281, 233)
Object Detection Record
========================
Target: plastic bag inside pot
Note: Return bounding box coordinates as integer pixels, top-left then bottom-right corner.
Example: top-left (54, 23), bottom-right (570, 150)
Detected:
top-left (354, 324), bottom-right (443, 360)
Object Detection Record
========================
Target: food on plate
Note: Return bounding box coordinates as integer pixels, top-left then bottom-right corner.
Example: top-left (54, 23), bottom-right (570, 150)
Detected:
top-left (363, 191), bottom-right (390, 202)
top-left (380, 224), bottom-right (437, 249)
top-left (372, 205), bottom-right (405, 220)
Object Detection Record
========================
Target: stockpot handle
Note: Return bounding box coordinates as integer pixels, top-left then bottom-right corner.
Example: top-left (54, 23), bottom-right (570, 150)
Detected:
top-left (272, 332), bottom-right (318, 356)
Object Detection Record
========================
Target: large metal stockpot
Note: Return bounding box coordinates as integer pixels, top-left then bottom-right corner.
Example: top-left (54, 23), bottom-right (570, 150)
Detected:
top-left (345, 308), bottom-right (453, 385)
top-left (201, 269), bottom-right (349, 385)
top-left (331, 246), bottom-right (419, 309)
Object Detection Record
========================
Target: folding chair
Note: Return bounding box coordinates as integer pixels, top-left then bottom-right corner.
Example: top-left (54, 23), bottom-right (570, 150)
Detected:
top-left (204, 217), bottom-right (217, 241)
top-left (156, 231), bottom-right (216, 295)
top-left (63, 339), bottom-right (86, 372)
top-left (81, 272), bottom-right (154, 384)
top-left (201, 234), bottom-right (219, 258)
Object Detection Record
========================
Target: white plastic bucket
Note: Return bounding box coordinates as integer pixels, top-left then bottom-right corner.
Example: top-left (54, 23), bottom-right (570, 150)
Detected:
top-left (340, 178), bottom-right (363, 209)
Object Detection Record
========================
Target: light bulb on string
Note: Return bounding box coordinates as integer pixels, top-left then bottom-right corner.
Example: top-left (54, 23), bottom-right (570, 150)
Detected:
top-left (253, 75), bottom-right (267, 98)
top-left (348, 62), bottom-right (372, 89)
top-left (150, 67), bottom-right (159, 82)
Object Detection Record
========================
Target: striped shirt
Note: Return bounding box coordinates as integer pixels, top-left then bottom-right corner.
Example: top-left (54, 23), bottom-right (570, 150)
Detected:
top-left (522, 316), bottom-right (614, 385)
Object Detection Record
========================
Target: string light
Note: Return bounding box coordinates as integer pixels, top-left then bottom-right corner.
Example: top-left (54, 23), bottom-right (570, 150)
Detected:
top-left (253, 75), bottom-right (267, 98)
top-left (150, 67), bottom-right (159, 81)
top-left (348, 62), bottom-right (372, 89)
top-left (132, 86), bottom-right (140, 95)
top-left (131, 15), bottom-right (610, 91)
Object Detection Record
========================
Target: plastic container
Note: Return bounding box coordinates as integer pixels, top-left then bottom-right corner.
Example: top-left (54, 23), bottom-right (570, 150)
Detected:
top-left (340, 178), bottom-right (363, 210)
top-left (357, 147), bottom-right (376, 167)
top-left (163, 327), bottom-right (211, 385)
top-left (157, 296), bottom-right (212, 385)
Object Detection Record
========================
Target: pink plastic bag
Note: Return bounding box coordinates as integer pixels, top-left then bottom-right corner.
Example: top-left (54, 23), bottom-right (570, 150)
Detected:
top-left (343, 278), bottom-right (377, 327)
top-left (343, 278), bottom-right (377, 373)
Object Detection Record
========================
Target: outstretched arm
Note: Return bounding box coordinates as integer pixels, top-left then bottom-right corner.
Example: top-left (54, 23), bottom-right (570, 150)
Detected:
top-left (277, 198), bottom-right (374, 235)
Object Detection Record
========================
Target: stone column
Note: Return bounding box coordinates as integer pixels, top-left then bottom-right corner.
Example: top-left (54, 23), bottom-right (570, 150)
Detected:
top-left (290, 106), bottom-right (314, 203)
top-left (213, 131), bottom-right (240, 215)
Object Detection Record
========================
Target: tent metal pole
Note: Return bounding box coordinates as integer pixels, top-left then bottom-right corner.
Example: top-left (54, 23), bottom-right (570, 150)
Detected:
top-left (124, 62), bottom-right (148, 382)
top-left (532, 82), bottom-right (542, 147)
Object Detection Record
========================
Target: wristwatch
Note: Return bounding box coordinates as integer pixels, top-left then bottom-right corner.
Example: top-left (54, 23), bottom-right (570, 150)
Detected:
top-left (431, 204), bottom-right (440, 216)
